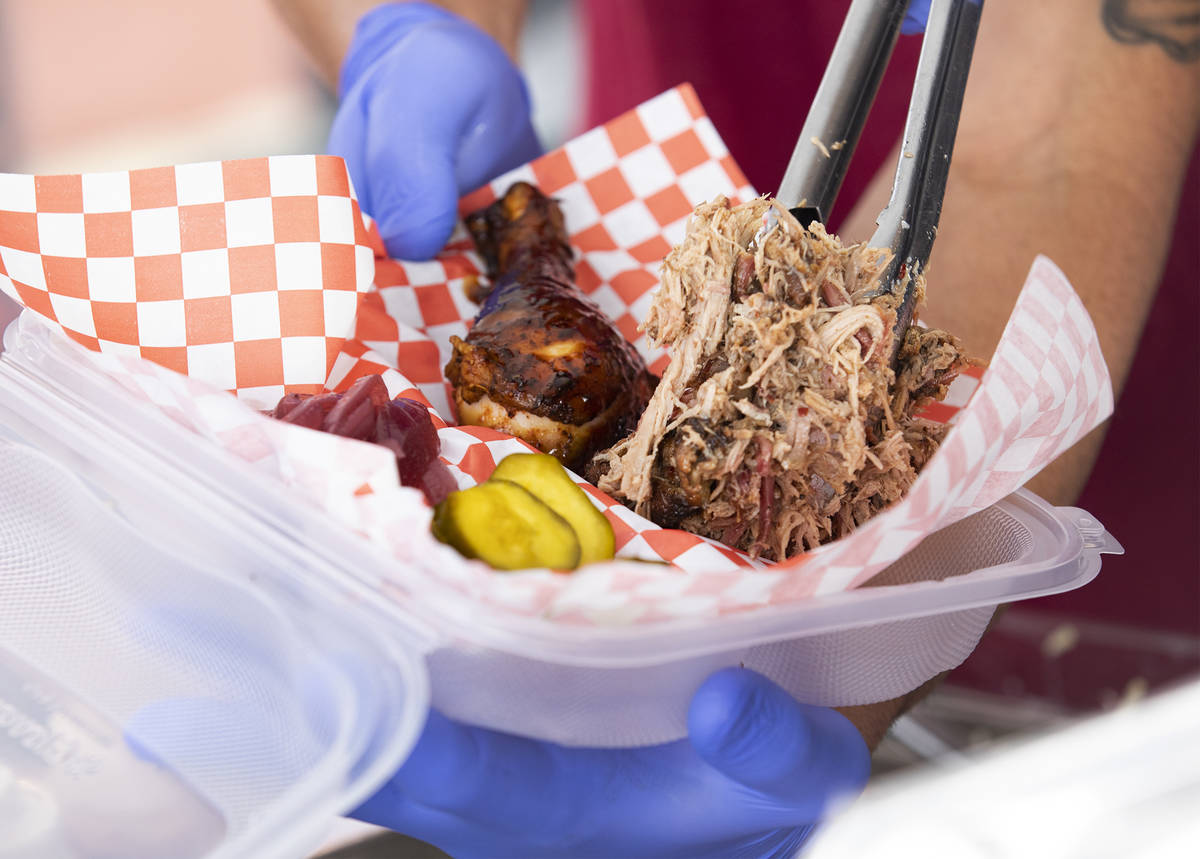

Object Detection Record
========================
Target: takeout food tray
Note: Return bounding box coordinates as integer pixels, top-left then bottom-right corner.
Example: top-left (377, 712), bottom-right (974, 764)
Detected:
top-left (0, 309), bottom-right (1120, 747)
top-left (0, 81), bottom-right (1123, 857)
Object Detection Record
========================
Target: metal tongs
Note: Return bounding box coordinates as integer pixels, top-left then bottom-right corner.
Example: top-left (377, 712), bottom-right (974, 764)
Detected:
top-left (777, 0), bottom-right (984, 361)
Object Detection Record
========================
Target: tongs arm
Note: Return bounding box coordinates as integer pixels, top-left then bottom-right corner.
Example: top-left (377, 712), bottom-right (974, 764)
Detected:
top-left (778, 0), bottom-right (910, 226)
top-left (777, 0), bottom-right (984, 361)
top-left (871, 0), bottom-right (983, 353)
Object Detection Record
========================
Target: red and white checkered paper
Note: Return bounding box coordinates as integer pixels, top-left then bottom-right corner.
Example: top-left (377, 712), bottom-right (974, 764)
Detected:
top-left (0, 85), bottom-right (1112, 626)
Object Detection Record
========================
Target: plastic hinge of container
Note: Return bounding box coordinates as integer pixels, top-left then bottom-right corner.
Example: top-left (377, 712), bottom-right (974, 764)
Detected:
top-left (1061, 507), bottom-right (1125, 555)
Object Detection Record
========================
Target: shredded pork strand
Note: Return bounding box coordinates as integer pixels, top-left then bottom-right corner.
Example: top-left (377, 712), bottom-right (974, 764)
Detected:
top-left (589, 196), bottom-right (974, 561)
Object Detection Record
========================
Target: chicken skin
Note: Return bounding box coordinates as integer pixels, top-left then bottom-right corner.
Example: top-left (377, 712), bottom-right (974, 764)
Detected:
top-left (445, 183), bottom-right (654, 472)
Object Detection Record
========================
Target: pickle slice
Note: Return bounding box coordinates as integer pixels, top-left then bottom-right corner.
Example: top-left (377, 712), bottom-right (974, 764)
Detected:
top-left (432, 479), bottom-right (581, 571)
top-left (489, 453), bottom-right (615, 566)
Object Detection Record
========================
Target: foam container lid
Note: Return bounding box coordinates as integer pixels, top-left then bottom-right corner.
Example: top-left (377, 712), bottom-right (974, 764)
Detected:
top-left (0, 322), bottom-right (428, 858)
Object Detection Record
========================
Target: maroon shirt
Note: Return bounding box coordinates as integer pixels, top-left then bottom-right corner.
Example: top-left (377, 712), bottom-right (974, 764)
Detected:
top-left (583, 0), bottom-right (1200, 644)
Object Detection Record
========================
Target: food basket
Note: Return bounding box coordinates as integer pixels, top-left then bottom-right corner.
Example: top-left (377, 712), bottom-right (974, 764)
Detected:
top-left (0, 84), bottom-right (1121, 855)
top-left (0, 307), bottom-right (1120, 751)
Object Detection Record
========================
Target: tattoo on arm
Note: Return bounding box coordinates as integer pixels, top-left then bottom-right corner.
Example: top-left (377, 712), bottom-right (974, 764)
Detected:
top-left (1103, 0), bottom-right (1200, 61)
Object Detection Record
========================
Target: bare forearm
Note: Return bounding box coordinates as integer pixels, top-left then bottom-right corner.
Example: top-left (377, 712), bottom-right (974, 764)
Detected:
top-left (842, 0), bottom-right (1200, 505)
top-left (837, 679), bottom-right (943, 750)
top-left (271, 0), bottom-right (528, 88)
top-left (836, 0), bottom-right (1199, 747)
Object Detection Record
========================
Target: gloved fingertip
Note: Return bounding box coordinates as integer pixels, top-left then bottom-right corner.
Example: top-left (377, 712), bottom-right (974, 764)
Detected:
top-left (901, 0), bottom-right (933, 34)
top-left (688, 668), bottom-right (796, 781)
top-left (688, 668), bottom-right (870, 804)
top-left (365, 128), bottom-right (460, 260)
top-left (379, 208), bottom-right (458, 261)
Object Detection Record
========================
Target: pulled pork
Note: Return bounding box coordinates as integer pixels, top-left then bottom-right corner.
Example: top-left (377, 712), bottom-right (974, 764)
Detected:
top-left (588, 197), bottom-right (973, 561)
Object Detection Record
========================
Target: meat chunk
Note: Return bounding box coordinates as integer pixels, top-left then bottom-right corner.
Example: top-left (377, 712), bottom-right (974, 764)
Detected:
top-left (590, 197), bottom-right (975, 560)
top-left (445, 183), bottom-right (655, 471)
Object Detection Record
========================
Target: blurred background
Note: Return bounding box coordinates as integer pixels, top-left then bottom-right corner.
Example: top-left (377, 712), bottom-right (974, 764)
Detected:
top-left (0, 1), bottom-right (331, 174)
top-left (0, 1), bottom-right (1195, 857)
top-left (0, 0), bottom-right (584, 338)
top-left (0, 0), bottom-right (587, 173)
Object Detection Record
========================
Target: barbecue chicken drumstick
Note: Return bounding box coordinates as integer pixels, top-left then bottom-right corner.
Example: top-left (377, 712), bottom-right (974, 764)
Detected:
top-left (445, 183), bottom-right (655, 472)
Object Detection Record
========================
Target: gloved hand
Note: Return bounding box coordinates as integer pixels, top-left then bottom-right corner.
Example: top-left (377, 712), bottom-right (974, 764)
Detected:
top-left (331, 2), bottom-right (541, 260)
top-left (902, 0), bottom-right (933, 34)
top-left (353, 668), bottom-right (871, 859)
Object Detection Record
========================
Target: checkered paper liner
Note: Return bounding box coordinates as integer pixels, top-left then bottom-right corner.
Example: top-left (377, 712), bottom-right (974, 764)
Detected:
top-left (0, 85), bottom-right (1113, 626)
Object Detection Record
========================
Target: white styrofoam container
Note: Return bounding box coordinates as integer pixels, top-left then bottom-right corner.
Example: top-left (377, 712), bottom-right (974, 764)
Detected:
top-left (0, 412), bottom-right (427, 857)
top-left (0, 312), bottom-right (1122, 856)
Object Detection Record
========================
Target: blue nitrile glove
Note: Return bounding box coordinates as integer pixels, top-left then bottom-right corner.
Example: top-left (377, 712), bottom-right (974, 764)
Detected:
top-left (902, 0), bottom-right (933, 33)
top-left (354, 668), bottom-right (870, 859)
top-left (331, 2), bottom-right (542, 260)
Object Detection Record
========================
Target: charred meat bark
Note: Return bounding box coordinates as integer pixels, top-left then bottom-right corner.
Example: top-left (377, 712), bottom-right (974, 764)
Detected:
top-left (445, 183), bottom-right (655, 472)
